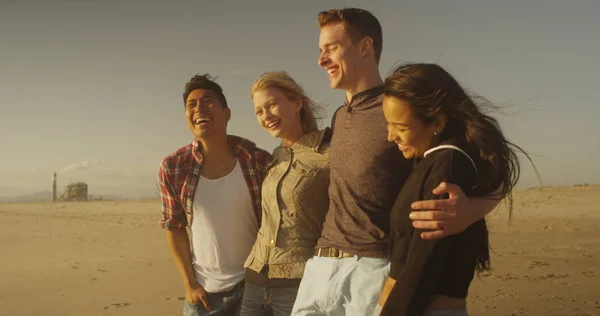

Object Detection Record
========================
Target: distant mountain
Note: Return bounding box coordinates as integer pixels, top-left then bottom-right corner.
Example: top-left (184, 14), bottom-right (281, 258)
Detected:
top-left (0, 191), bottom-right (52, 203)
top-left (0, 191), bottom-right (134, 203)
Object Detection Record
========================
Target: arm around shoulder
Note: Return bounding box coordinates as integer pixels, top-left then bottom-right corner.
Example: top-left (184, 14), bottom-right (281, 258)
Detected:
top-left (410, 149), bottom-right (489, 239)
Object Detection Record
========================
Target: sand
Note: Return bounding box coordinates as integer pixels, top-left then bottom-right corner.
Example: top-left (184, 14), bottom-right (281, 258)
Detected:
top-left (0, 185), bottom-right (598, 316)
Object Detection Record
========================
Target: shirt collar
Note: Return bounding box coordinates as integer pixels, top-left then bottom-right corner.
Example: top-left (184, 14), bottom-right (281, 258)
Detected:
top-left (346, 85), bottom-right (384, 108)
top-left (290, 128), bottom-right (332, 153)
top-left (191, 135), bottom-right (256, 164)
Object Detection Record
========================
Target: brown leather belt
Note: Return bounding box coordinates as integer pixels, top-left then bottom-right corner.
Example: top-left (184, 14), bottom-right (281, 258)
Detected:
top-left (313, 247), bottom-right (354, 258)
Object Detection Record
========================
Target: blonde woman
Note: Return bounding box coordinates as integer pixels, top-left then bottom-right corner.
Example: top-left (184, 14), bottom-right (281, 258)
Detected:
top-left (241, 72), bottom-right (331, 316)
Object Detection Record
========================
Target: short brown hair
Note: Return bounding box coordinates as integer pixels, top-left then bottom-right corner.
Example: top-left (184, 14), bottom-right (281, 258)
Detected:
top-left (318, 8), bottom-right (383, 64)
top-left (183, 73), bottom-right (228, 108)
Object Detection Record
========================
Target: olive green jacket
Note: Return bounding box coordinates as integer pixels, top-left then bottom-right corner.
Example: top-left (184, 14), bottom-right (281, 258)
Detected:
top-left (244, 128), bottom-right (331, 279)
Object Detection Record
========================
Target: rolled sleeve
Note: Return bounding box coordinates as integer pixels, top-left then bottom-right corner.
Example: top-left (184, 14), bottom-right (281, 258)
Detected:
top-left (158, 159), bottom-right (187, 230)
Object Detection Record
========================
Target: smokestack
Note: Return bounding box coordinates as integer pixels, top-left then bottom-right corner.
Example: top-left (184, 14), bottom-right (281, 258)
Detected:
top-left (52, 172), bottom-right (57, 202)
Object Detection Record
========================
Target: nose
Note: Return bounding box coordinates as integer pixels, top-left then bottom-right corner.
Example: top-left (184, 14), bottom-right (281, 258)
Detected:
top-left (195, 99), bottom-right (209, 112)
top-left (318, 51), bottom-right (329, 68)
top-left (387, 126), bottom-right (396, 143)
top-left (264, 108), bottom-right (275, 120)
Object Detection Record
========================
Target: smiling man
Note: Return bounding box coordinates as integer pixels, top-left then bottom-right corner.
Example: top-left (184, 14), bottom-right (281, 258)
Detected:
top-left (290, 8), bottom-right (501, 316)
top-left (158, 74), bottom-right (271, 316)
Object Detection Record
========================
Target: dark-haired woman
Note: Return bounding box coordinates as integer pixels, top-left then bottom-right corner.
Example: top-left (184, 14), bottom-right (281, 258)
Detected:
top-left (375, 63), bottom-right (534, 316)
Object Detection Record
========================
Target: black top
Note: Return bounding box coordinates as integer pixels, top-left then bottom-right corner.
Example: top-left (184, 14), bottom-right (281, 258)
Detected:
top-left (380, 140), bottom-right (489, 316)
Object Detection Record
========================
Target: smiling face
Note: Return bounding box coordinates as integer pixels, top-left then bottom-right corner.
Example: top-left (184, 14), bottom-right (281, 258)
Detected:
top-left (382, 95), bottom-right (444, 159)
top-left (185, 89), bottom-right (230, 141)
top-left (318, 23), bottom-right (364, 91)
top-left (252, 87), bottom-right (302, 141)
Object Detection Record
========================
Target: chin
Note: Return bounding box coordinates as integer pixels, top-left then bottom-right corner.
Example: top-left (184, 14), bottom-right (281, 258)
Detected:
top-left (329, 77), bottom-right (343, 89)
top-left (268, 130), bottom-right (282, 139)
top-left (402, 151), bottom-right (415, 160)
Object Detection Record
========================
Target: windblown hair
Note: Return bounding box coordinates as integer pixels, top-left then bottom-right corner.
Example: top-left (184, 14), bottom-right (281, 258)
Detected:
top-left (250, 71), bottom-right (324, 133)
top-left (384, 63), bottom-right (539, 272)
top-left (183, 73), bottom-right (228, 108)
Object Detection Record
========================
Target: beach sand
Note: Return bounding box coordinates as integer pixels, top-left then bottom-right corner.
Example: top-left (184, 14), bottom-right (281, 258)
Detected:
top-left (1, 185), bottom-right (598, 316)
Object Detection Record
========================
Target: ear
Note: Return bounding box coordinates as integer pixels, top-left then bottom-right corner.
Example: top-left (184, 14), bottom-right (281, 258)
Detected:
top-left (224, 108), bottom-right (232, 123)
top-left (434, 114), bottom-right (447, 133)
top-left (294, 98), bottom-right (303, 113)
top-left (360, 36), bottom-right (374, 58)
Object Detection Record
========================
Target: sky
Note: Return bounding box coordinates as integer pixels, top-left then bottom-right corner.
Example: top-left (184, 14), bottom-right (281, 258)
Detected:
top-left (1, 0), bottom-right (598, 198)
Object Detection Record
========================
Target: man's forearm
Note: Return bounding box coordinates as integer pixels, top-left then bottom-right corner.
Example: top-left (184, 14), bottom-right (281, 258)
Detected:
top-left (470, 195), bottom-right (501, 219)
top-left (166, 227), bottom-right (198, 289)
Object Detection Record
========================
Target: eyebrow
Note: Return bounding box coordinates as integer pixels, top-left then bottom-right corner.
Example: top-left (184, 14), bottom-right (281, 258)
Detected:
top-left (389, 121), bottom-right (410, 127)
top-left (187, 96), bottom-right (215, 104)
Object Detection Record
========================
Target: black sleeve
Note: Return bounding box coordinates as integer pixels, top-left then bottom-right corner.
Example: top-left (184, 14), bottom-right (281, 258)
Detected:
top-left (382, 150), bottom-right (478, 316)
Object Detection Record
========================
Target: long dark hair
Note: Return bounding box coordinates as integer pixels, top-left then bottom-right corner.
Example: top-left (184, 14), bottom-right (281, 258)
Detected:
top-left (384, 63), bottom-right (538, 272)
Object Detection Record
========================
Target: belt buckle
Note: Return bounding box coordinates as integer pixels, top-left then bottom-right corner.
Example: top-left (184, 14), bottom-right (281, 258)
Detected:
top-left (330, 247), bottom-right (342, 258)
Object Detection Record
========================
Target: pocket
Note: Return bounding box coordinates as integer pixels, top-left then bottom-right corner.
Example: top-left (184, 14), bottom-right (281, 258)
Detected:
top-left (290, 160), bottom-right (319, 192)
top-left (183, 300), bottom-right (209, 316)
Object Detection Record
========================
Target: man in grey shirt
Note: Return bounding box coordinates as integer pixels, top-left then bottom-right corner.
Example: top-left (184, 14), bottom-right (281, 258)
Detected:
top-left (290, 8), bottom-right (502, 316)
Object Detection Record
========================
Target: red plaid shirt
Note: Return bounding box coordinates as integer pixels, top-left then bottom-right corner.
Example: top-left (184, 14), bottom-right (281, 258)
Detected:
top-left (158, 135), bottom-right (272, 230)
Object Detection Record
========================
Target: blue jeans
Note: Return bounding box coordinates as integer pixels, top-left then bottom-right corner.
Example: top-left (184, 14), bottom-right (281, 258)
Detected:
top-left (240, 283), bottom-right (299, 316)
top-left (183, 282), bottom-right (244, 316)
top-left (291, 256), bottom-right (390, 316)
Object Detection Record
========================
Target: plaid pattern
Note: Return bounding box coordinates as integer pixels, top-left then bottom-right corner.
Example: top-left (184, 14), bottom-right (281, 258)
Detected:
top-left (158, 135), bottom-right (272, 230)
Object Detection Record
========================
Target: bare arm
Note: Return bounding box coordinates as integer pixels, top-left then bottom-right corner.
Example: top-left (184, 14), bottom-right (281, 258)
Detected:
top-left (409, 182), bottom-right (502, 240)
top-left (166, 227), bottom-right (211, 310)
top-left (166, 227), bottom-right (197, 288)
top-left (158, 160), bottom-right (210, 310)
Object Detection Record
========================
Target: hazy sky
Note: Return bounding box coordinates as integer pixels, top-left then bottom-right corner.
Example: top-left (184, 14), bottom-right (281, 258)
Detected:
top-left (1, 0), bottom-right (598, 198)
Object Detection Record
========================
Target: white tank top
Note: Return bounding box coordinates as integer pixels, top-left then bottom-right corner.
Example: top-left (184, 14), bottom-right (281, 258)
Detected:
top-left (189, 161), bottom-right (258, 293)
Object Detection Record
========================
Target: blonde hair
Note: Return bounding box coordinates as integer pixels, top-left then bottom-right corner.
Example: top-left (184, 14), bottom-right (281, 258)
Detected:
top-left (250, 71), bottom-right (324, 133)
